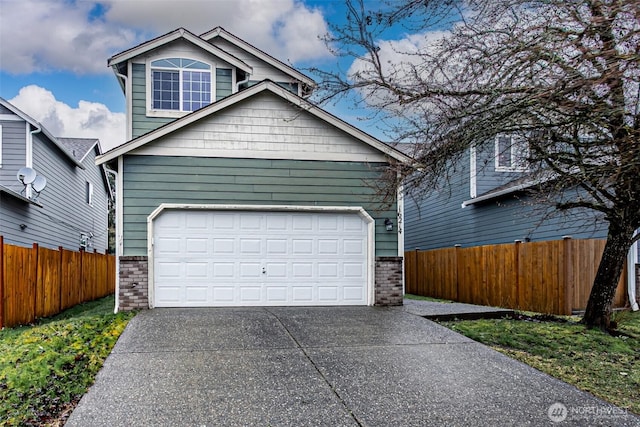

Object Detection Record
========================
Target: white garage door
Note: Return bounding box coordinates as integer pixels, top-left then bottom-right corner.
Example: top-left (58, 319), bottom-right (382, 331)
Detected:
top-left (152, 210), bottom-right (369, 307)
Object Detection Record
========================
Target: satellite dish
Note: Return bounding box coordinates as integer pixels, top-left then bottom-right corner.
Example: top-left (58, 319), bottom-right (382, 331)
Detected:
top-left (32, 175), bottom-right (47, 193)
top-left (17, 167), bottom-right (37, 185)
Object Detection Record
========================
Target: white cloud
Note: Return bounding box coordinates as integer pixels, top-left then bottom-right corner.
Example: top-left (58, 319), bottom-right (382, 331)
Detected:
top-left (0, 0), bottom-right (331, 75)
top-left (10, 86), bottom-right (126, 152)
top-left (0, 0), bottom-right (137, 74)
top-left (103, 0), bottom-right (331, 63)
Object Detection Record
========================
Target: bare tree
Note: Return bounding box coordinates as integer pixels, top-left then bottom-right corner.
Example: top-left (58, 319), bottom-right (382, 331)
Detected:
top-left (311, 0), bottom-right (640, 330)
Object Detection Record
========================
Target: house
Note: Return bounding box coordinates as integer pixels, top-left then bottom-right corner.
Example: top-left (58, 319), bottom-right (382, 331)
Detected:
top-left (0, 98), bottom-right (111, 252)
top-left (97, 27), bottom-right (413, 311)
top-left (403, 135), bottom-right (639, 308)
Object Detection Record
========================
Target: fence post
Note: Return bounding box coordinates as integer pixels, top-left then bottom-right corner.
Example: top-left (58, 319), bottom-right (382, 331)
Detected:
top-left (514, 240), bottom-right (521, 310)
top-left (413, 248), bottom-right (419, 295)
top-left (454, 244), bottom-right (461, 301)
top-left (58, 246), bottom-right (63, 313)
top-left (562, 236), bottom-right (573, 315)
top-left (32, 243), bottom-right (39, 323)
top-left (0, 236), bottom-right (4, 329)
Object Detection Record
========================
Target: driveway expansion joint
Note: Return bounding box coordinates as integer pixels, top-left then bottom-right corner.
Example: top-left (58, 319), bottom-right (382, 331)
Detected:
top-left (263, 307), bottom-right (364, 427)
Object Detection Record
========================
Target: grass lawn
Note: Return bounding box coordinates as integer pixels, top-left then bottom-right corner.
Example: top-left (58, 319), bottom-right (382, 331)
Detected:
top-left (0, 296), bottom-right (135, 426)
top-left (439, 308), bottom-right (640, 415)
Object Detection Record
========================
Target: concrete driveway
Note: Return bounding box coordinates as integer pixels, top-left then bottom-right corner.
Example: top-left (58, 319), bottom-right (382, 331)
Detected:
top-left (66, 307), bottom-right (638, 426)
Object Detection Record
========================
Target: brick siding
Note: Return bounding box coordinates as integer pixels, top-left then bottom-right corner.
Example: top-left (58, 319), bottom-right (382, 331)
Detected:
top-left (374, 256), bottom-right (404, 306)
top-left (119, 256), bottom-right (149, 311)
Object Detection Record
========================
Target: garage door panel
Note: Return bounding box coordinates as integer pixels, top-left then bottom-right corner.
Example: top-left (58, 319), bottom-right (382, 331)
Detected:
top-left (344, 239), bottom-right (365, 255)
top-left (266, 286), bottom-right (287, 302)
top-left (240, 286), bottom-right (261, 302)
top-left (240, 239), bottom-right (261, 254)
top-left (239, 263), bottom-right (261, 277)
top-left (292, 239), bottom-right (313, 254)
top-left (344, 286), bottom-right (365, 300)
top-left (185, 286), bottom-right (208, 303)
top-left (213, 239), bottom-right (234, 254)
top-left (153, 210), bottom-right (368, 307)
top-left (266, 239), bottom-right (287, 254)
top-left (318, 286), bottom-right (339, 302)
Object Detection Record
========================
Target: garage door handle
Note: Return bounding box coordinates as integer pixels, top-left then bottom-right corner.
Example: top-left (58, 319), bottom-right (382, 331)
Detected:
top-left (262, 267), bottom-right (266, 274)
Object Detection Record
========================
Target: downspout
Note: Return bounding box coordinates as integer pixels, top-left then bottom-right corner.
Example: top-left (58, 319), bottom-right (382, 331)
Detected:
top-left (27, 123), bottom-right (42, 198)
top-left (628, 236), bottom-right (639, 311)
top-left (114, 69), bottom-right (131, 141)
top-left (236, 70), bottom-right (250, 92)
top-left (105, 167), bottom-right (121, 313)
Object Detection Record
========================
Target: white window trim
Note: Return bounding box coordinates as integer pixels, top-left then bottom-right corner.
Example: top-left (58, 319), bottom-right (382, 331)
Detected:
top-left (86, 181), bottom-right (94, 206)
top-left (495, 134), bottom-right (529, 172)
top-left (145, 56), bottom-right (216, 117)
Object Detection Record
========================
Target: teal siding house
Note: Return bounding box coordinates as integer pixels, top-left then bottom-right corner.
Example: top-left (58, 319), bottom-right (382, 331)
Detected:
top-left (97, 27), bottom-right (413, 311)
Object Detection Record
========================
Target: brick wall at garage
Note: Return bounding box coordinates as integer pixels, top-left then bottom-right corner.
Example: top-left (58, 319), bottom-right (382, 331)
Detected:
top-left (119, 256), bottom-right (149, 311)
top-left (375, 256), bottom-right (403, 306)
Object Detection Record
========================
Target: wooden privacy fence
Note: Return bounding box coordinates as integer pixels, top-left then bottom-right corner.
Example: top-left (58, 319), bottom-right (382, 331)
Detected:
top-left (0, 237), bottom-right (116, 328)
top-left (405, 238), bottom-right (627, 315)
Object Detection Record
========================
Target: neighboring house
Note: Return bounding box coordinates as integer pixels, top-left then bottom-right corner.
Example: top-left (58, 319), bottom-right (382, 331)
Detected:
top-left (97, 27), bottom-right (413, 311)
top-left (403, 136), bottom-right (639, 307)
top-left (0, 98), bottom-right (111, 252)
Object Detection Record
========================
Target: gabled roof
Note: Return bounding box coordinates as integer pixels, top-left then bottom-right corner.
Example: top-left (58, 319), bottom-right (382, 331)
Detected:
top-left (108, 27), bottom-right (253, 74)
top-left (96, 80), bottom-right (414, 166)
top-left (0, 98), bottom-right (85, 169)
top-left (200, 26), bottom-right (316, 92)
top-left (57, 137), bottom-right (100, 163)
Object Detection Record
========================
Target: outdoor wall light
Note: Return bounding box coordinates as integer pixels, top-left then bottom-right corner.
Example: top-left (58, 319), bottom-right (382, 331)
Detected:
top-left (19, 223), bottom-right (27, 230)
top-left (384, 218), bottom-right (393, 231)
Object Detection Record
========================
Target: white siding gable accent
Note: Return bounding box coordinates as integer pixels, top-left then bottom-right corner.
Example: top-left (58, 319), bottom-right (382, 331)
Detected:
top-left (130, 92), bottom-right (387, 162)
top-left (97, 81), bottom-right (413, 165)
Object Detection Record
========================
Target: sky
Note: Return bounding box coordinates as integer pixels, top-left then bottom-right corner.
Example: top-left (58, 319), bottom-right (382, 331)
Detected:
top-left (0, 0), bottom-right (423, 151)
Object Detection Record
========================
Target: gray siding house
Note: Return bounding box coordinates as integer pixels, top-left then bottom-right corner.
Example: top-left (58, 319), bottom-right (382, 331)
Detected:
top-left (98, 27), bottom-right (413, 311)
top-left (0, 99), bottom-right (111, 252)
top-left (404, 137), bottom-right (639, 307)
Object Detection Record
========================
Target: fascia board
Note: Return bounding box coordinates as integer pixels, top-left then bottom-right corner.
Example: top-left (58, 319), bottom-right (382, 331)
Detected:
top-left (108, 29), bottom-right (252, 74)
top-left (201, 27), bottom-right (315, 88)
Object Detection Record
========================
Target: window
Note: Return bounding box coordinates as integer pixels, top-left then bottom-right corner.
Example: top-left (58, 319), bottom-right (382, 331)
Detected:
top-left (0, 124), bottom-right (3, 167)
top-left (151, 58), bottom-right (212, 112)
top-left (495, 134), bottom-right (528, 172)
top-left (86, 181), bottom-right (93, 206)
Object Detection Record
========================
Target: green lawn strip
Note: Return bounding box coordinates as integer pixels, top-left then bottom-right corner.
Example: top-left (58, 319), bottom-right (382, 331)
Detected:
top-left (404, 293), bottom-right (453, 303)
top-left (441, 311), bottom-right (640, 415)
top-left (0, 296), bottom-right (136, 426)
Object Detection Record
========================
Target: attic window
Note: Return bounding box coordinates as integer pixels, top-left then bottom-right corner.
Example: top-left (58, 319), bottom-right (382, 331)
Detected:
top-left (495, 134), bottom-right (528, 172)
top-left (151, 58), bottom-right (211, 112)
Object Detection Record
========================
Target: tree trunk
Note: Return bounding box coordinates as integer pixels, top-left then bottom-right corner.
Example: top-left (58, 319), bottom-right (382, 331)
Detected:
top-left (581, 224), bottom-right (634, 330)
